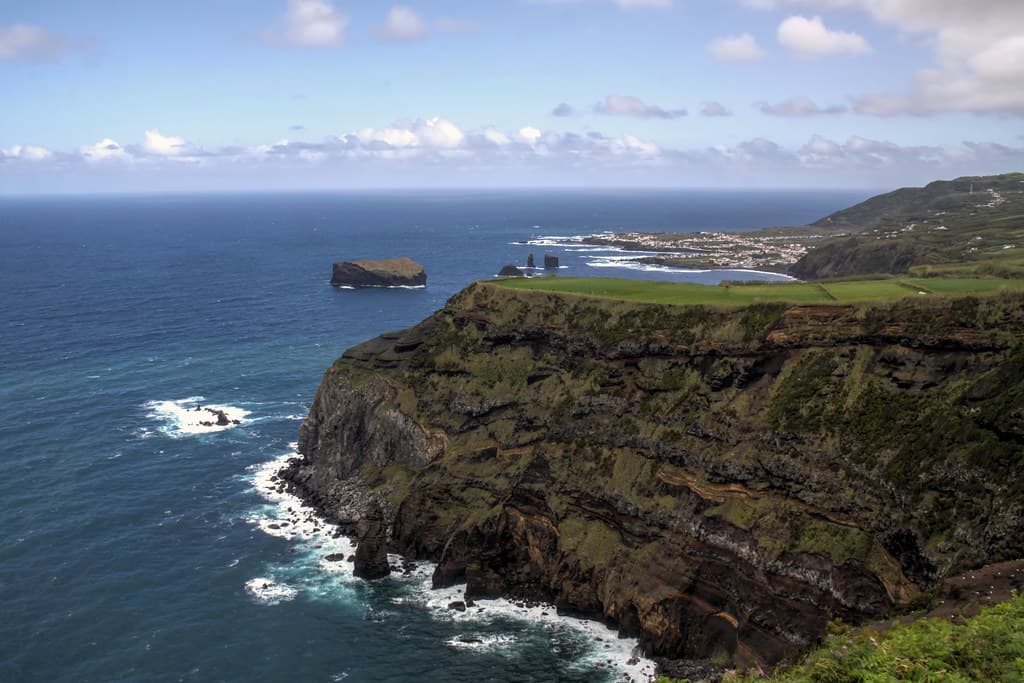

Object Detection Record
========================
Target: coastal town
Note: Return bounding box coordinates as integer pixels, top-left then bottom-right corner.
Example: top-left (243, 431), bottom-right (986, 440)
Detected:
top-left (581, 228), bottom-right (838, 273)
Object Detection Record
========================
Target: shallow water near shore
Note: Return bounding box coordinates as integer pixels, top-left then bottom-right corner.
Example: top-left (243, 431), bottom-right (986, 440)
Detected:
top-left (0, 190), bottom-right (867, 682)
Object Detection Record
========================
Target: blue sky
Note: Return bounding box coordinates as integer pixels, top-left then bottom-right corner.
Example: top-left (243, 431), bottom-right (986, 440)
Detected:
top-left (2, 0), bottom-right (1022, 192)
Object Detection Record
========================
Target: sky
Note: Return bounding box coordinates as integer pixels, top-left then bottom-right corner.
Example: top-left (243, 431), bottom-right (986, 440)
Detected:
top-left (1, 0), bottom-right (1023, 193)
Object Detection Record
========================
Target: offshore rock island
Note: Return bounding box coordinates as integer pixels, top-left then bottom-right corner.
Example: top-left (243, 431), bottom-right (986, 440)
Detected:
top-left (331, 257), bottom-right (427, 288)
top-left (281, 279), bottom-right (1024, 671)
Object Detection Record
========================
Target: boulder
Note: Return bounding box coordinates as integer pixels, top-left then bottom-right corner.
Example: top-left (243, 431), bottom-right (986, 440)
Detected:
top-left (331, 258), bottom-right (426, 288)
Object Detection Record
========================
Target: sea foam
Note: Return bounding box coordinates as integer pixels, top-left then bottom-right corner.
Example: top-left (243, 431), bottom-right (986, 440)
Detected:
top-left (246, 451), bottom-right (658, 682)
top-left (145, 397), bottom-right (250, 436)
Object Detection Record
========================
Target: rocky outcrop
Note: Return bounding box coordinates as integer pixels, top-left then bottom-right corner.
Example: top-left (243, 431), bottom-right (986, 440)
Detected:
top-left (285, 282), bottom-right (1024, 668)
top-left (527, 253), bottom-right (536, 269)
top-left (544, 254), bottom-right (560, 269)
top-left (498, 264), bottom-right (524, 277)
top-left (354, 501), bottom-right (391, 579)
top-left (331, 258), bottom-right (426, 288)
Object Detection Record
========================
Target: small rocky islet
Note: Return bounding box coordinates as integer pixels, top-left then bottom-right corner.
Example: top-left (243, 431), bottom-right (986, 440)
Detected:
top-left (330, 257), bottom-right (427, 288)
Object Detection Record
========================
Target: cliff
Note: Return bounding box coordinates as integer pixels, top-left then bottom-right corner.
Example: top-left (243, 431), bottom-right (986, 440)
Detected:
top-left (331, 257), bottom-right (427, 288)
top-left (283, 282), bottom-right (1024, 669)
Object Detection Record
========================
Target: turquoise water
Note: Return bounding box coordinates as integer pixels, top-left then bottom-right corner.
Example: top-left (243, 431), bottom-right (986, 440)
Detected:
top-left (0, 190), bottom-right (867, 682)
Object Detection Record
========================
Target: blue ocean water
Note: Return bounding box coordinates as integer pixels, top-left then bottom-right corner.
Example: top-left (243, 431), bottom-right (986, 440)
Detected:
top-left (0, 190), bottom-right (869, 683)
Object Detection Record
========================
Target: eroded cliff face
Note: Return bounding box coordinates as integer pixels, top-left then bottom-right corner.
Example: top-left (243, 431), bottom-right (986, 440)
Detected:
top-left (283, 282), bottom-right (1024, 667)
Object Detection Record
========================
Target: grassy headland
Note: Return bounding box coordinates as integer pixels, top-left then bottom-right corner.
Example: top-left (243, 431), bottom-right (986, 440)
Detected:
top-left (495, 275), bottom-right (1024, 306)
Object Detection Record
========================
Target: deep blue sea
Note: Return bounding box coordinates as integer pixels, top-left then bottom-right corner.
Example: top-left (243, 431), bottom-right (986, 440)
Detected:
top-left (0, 190), bottom-right (869, 683)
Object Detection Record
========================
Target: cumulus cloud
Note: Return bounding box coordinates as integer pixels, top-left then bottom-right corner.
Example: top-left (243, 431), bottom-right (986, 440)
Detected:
top-left (708, 33), bottom-right (765, 62)
top-left (594, 95), bottom-right (687, 119)
top-left (80, 138), bottom-right (132, 163)
top-left (7, 121), bottom-right (1022, 193)
top-left (701, 101), bottom-right (732, 117)
top-left (143, 129), bottom-right (189, 156)
top-left (551, 102), bottom-right (575, 117)
top-left (777, 15), bottom-right (870, 58)
top-left (1, 144), bottom-right (53, 161)
top-left (263, 0), bottom-right (349, 47)
top-left (743, 1), bottom-right (1024, 115)
top-left (759, 96), bottom-right (846, 116)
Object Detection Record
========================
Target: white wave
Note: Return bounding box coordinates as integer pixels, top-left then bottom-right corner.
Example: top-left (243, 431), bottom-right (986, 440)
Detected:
top-left (245, 577), bottom-right (298, 605)
top-left (445, 634), bottom-right (517, 651)
top-left (245, 451), bottom-right (658, 682)
top-left (334, 285), bottom-right (426, 290)
top-left (145, 398), bottom-right (250, 436)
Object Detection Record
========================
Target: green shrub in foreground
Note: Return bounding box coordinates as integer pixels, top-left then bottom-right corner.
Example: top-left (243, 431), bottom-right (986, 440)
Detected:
top-left (659, 592), bottom-right (1024, 683)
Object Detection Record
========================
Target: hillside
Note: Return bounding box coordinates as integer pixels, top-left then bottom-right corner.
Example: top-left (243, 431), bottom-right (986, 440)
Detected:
top-left (282, 281), bottom-right (1024, 673)
top-left (790, 173), bottom-right (1024, 280)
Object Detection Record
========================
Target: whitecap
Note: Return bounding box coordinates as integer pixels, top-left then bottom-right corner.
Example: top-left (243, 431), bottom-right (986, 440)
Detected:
top-left (145, 398), bottom-right (250, 436)
top-left (245, 452), bottom-right (658, 682)
top-left (245, 577), bottom-right (297, 605)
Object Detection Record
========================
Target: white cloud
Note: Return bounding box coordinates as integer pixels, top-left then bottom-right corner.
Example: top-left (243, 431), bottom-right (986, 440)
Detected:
top-left (357, 118), bottom-right (466, 150)
top-left (81, 138), bottom-right (131, 163)
top-left (701, 101), bottom-right (732, 117)
top-left (708, 33), bottom-right (765, 62)
top-left (777, 15), bottom-right (871, 58)
top-left (743, 1), bottom-right (1024, 115)
top-left (377, 6), bottom-right (428, 42)
top-left (517, 127), bottom-right (543, 145)
top-left (143, 129), bottom-right (188, 156)
top-left (0, 23), bottom-right (70, 63)
top-left (758, 96), bottom-right (847, 116)
top-left (263, 0), bottom-right (349, 47)
top-left (1, 144), bottom-right (53, 161)
top-left (594, 95), bottom-right (687, 119)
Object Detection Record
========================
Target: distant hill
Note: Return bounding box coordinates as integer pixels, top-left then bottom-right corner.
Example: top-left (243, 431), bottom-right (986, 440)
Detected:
top-left (791, 173), bottom-right (1024, 280)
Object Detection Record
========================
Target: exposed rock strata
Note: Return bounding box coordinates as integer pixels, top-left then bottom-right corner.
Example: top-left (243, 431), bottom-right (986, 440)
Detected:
top-left (331, 257), bottom-right (426, 288)
top-left (284, 282), bottom-right (1024, 668)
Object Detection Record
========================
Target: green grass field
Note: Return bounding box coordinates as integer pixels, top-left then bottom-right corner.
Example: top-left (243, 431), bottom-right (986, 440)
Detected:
top-left (493, 276), bottom-right (1024, 306)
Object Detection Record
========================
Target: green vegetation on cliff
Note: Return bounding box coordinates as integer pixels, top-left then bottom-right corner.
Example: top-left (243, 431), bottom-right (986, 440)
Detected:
top-left (696, 592), bottom-right (1024, 683)
top-left (790, 173), bottom-right (1024, 280)
top-left (496, 275), bottom-right (1024, 306)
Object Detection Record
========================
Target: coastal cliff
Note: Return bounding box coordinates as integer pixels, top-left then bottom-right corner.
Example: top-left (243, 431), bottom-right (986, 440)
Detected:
top-left (283, 282), bottom-right (1024, 668)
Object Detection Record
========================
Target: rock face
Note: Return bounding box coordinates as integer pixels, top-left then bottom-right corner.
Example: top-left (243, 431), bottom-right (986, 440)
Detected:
top-left (527, 253), bottom-right (536, 269)
top-left (544, 254), bottom-right (560, 269)
top-left (284, 282), bottom-right (1024, 668)
top-left (331, 258), bottom-right (426, 288)
top-left (498, 264), bottom-right (524, 277)
top-left (353, 501), bottom-right (391, 580)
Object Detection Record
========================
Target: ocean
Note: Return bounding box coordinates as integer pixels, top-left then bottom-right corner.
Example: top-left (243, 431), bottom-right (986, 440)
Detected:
top-left (0, 189), bottom-right (869, 682)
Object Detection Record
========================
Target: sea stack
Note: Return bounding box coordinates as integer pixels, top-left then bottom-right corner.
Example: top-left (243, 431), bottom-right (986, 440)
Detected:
top-left (526, 253), bottom-right (535, 269)
top-left (331, 258), bottom-right (426, 288)
top-left (353, 501), bottom-right (390, 580)
top-left (544, 254), bottom-right (559, 269)
top-left (498, 264), bottom-right (524, 277)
